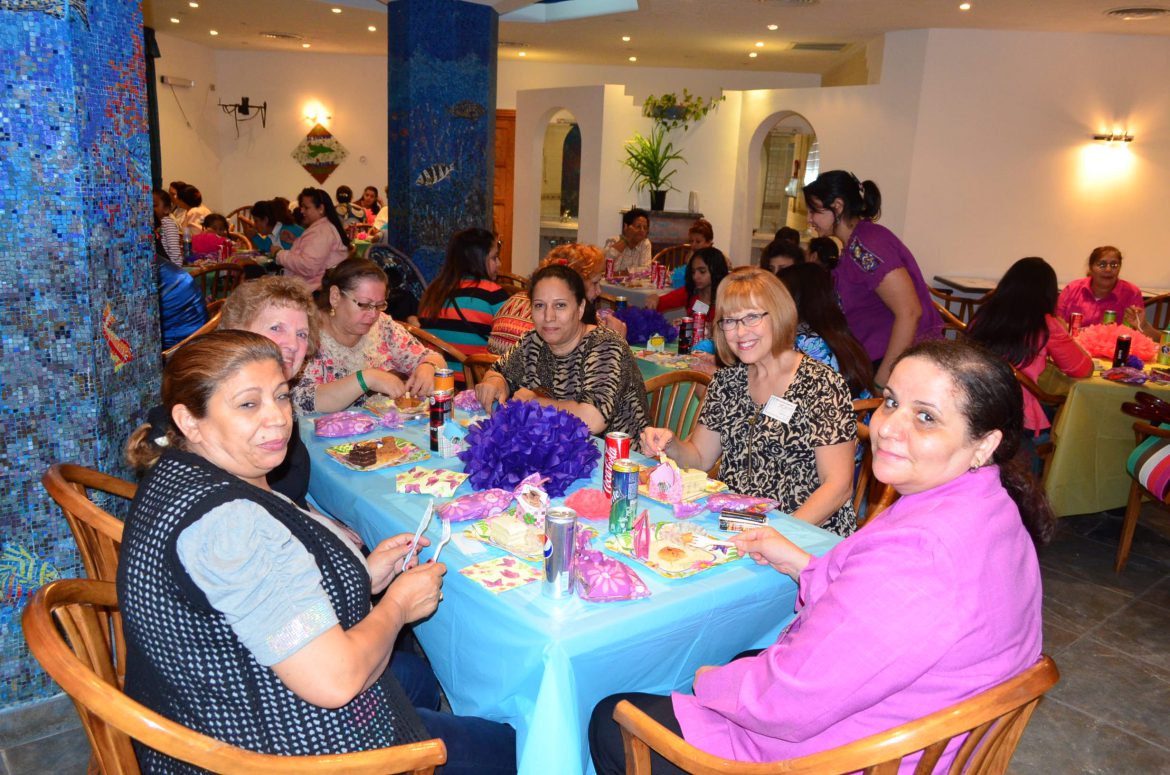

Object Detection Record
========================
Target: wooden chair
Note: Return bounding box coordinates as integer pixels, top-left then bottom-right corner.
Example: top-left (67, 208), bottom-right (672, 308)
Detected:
top-left (613, 655), bottom-right (1059, 775)
top-left (402, 324), bottom-right (469, 382)
top-left (496, 271), bottom-right (529, 290)
top-left (644, 370), bottom-right (718, 478)
top-left (162, 299), bottom-right (224, 361)
top-left (651, 244), bottom-right (691, 271)
top-left (929, 286), bottom-right (992, 327)
top-left (189, 263), bottom-right (245, 303)
top-left (228, 231), bottom-right (253, 252)
top-left (1009, 365), bottom-right (1067, 482)
top-left (225, 205), bottom-right (252, 233)
top-left (1116, 420), bottom-right (1170, 572)
top-left (932, 300), bottom-right (969, 340)
top-left (42, 464), bottom-right (135, 584)
top-left (1144, 292), bottom-right (1170, 331)
top-left (851, 398), bottom-right (898, 527)
top-left (463, 352), bottom-right (500, 390)
top-left (23, 579), bottom-right (448, 775)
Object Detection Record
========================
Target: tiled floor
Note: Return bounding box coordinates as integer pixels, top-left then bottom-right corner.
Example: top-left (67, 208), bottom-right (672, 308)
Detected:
top-left (1010, 503), bottom-right (1170, 775)
top-left (6, 504), bottom-right (1170, 774)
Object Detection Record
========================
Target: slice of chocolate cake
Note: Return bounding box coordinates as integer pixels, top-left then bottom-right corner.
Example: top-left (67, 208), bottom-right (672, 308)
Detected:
top-left (347, 440), bottom-right (378, 468)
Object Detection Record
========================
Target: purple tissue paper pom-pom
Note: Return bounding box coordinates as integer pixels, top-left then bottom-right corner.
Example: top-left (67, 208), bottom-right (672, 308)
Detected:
top-left (457, 400), bottom-right (601, 497)
top-left (615, 306), bottom-right (679, 345)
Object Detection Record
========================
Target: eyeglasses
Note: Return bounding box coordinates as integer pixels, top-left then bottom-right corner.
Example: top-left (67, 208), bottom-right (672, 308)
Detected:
top-left (1093, 261), bottom-right (1121, 270)
top-left (718, 312), bottom-right (769, 331)
top-left (342, 289), bottom-right (388, 313)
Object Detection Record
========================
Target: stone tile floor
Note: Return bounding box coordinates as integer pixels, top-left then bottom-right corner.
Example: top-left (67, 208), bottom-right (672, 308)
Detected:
top-left (1010, 503), bottom-right (1170, 774)
top-left (6, 505), bottom-right (1170, 774)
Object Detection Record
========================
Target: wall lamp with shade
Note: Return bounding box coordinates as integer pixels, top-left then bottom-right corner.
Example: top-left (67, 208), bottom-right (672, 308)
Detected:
top-left (1092, 131), bottom-right (1134, 143)
top-left (303, 101), bottom-right (332, 124)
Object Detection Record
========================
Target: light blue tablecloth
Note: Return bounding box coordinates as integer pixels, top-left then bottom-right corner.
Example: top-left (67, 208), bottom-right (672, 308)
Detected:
top-left (304, 417), bottom-right (841, 775)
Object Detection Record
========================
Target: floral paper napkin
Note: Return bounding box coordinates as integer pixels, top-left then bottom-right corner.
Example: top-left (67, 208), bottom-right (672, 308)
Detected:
top-left (459, 556), bottom-right (542, 594)
top-left (395, 466), bottom-right (469, 496)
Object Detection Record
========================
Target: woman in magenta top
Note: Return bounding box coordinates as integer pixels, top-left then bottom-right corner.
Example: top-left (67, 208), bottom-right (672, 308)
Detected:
top-left (652, 247), bottom-right (730, 335)
top-left (590, 340), bottom-right (1051, 775)
top-left (968, 257), bottom-right (1092, 440)
top-left (803, 171), bottom-right (941, 385)
top-left (1055, 245), bottom-right (1145, 328)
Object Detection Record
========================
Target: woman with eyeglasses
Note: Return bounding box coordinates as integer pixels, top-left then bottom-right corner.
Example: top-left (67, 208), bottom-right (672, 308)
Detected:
top-left (418, 228), bottom-right (510, 364)
top-left (1056, 245), bottom-right (1147, 329)
top-left (642, 267), bottom-right (858, 536)
top-left (292, 258), bottom-right (445, 414)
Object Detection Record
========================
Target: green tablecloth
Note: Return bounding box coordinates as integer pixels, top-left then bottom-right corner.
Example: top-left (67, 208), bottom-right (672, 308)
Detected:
top-left (1043, 365), bottom-right (1170, 516)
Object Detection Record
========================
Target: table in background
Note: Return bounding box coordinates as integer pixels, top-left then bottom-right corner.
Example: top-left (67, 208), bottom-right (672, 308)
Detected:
top-left (599, 281), bottom-right (663, 310)
top-left (304, 420), bottom-right (839, 775)
top-left (632, 342), bottom-right (716, 381)
top-left (1042, 365), bottom-right (1170, 516)
top-left (934, 275), bottom-right (1170, 301)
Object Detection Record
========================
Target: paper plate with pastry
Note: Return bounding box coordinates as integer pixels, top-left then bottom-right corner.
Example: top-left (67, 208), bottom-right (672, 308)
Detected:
top-left (393, 393), bottom-right (427, 415)
top-left (638, 458), bottom-right (726, 506)
top-left (325, 436), bottom-right (430, 471)
top-left (463, 507), bottom-right (545, 561)
top-left (605, 521), bottom-right (741, 578)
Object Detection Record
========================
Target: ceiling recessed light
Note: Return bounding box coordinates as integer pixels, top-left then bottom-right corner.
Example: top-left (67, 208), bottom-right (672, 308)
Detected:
top-left (188, 1), bottom-right (198, 7)
top-left (368, 25), bottom-right (377, 32)
top-left (959, 2), bottom-right (971, 9)
top-left (331, 7), bottom-right (342, 13)
top-left (628, 56), bottom-right (637, 62)
top-left (302, 43), bottom-right (311, 48)
top-left (767, 24), bottom-right (779, 31)
top-left (755, 41), bottom-right (764, 47)
top-left (170, 17), bottom-right (180, 23)
top-left (749, 52), bottom-right (758, 58)
top-left (518, 51), bottom-right (526, 57)
top-left (622, 36), bottom-right (630, 42)
top-left (209, 29), bottom-right (218, 36)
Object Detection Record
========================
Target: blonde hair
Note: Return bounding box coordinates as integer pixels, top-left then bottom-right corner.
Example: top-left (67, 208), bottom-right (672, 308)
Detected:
top-left (712, 266), bottom-right (798, 365)
top-left (539, 243), bottom-right (605, 283)
top-left (219, 276), bottom-right (319, 360)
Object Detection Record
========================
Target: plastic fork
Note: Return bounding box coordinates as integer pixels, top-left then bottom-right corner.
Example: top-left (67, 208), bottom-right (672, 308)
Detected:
top-left (431, 517), bottom-right (453, 563)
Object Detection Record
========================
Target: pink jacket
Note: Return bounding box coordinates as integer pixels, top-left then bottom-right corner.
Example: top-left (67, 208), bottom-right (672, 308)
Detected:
top-left (1018, 315), bottom-right (1092, 434)
top-left (276, 218), bottom-right (348, 290)
top-left (672, 467), bottom-right (1042, 772)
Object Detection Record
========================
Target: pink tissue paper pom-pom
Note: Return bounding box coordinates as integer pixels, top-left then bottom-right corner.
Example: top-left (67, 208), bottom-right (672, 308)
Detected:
top-left (1076, 323), bottom-right (1157, 361)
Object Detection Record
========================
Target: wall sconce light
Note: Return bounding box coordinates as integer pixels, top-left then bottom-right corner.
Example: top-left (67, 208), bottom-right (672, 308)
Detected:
top-left (1092, 131), bottom-right (1134, 143)
top-left (304, 102), bottom-right (332, 124)
top-left (219, 96), bottom-right (267, 137)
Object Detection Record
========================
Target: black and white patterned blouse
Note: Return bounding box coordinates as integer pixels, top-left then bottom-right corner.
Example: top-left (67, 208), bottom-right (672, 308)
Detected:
top-left (492, 326), bottom-right (649, 448)
top-left (700, 357), bottom-right (857, 536)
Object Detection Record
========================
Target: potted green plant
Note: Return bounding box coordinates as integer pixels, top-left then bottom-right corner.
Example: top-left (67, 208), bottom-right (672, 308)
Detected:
top-left (622, 125), bottom-right (685, 211)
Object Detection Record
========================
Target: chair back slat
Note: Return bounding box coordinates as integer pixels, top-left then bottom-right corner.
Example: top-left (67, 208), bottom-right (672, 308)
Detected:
top-left (644, 371), bottom-right (713, 473)
top-left (851, 399), bottom-right (898, 526)
top-left (1144, 292), bottom-right (1170, 330)
top-left (651, 244), bottom-right (691, 271)
top-left (43, 464), bottom-right (133, 583)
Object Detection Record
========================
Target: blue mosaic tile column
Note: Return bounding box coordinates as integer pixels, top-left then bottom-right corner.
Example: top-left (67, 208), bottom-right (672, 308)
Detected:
top-left (0, 0), bottom-right (157, 706)
top-left (387, 0), bottom-right (497, 281)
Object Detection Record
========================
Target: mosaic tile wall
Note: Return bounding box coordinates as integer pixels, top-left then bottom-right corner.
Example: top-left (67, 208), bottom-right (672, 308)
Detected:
top-left (0, 0), bottom-right (159, 706)
top-left (387, 0), bottom-right (498, 281)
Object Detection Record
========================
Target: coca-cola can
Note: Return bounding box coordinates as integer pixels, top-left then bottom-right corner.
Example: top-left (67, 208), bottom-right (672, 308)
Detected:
top-left (677, 317), bottom-right (694, 354)
top-left (692, 312), bottom-right (707, 344)
top-left (603, 431), bottom-right (632, 498)
top-left (1068, 312), bottom-right (1083, 337)
top-left (1112, 334), bottom-right (1132, 368)
top-left (605, 256), bottom-right (615, 280)
top-left (542, 506), bottom-right (578, 600)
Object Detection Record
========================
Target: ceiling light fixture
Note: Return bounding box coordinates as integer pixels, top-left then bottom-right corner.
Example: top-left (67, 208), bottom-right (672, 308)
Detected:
top-left (628, 56), bottom-right (637, 62)
top-left (188, 1), bottom-right (198, 7)
top-left (622, 36), bottom-right (631, 42)
top-left (518, 51), bottom-right (526, 57)
top-left (767, 24), bottom-right (779, 30)
top-left (302, 43), bottom-right (311, 48)
top-left (1093, 131), bottom-right (1134, 143)
top-left (755, 41), bottom-right (764, 47)
top-left (959, 2), bottom-right (971, 9)
top-left (331, 7), bottom-right (342, 13)
top-left (170, 17), bottom-right (180, 23)
top-left (368, 25), bottom-right (377, 32)
top-left (209, 29), bottom-right (218, 36)
top-left (749, 52), bottom-right (758, 58)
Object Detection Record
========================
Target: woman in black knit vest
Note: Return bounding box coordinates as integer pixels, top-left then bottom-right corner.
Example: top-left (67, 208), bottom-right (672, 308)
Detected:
top-left (119, 330), bottom-right (515, 774)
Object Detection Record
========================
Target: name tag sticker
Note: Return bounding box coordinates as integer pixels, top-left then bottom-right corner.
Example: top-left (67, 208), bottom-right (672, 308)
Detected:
top-left (692, 300), bottom-right (710, 316)
top-left (762, 395), bottom-right (797, 423)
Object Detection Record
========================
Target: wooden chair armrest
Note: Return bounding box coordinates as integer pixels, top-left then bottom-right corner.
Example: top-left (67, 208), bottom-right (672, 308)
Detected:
top-left (1134, 420), bottom-right (1170, 444)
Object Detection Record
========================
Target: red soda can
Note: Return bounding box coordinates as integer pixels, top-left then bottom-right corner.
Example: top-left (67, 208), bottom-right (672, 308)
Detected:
top-left (656, 262), bottom-right (666, 289)
top-left (605, 256), bottom-right (615, 280)
top-left (220, 240), bottom-right (232, 261)
top-left (1068, 312), bottom-right (1083, 336)
top-left (603, 431), bottom-right (632, 498)
top-left (677, 317), bottom-right (693, 354)
top-left (1112, 334), bottom-right (1132, 368)
top-left (692, 312), bottom-right (707, 344)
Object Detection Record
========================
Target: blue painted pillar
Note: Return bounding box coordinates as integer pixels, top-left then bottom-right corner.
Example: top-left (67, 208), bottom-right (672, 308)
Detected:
top-left (387, 0), bottom-right (498, 280)
top-left (0, 0), bottom-right (157, 707)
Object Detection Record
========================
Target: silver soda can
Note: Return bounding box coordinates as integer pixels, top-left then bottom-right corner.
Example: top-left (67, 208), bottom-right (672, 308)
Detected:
top-left (542, 507), bottom-right (578, 599)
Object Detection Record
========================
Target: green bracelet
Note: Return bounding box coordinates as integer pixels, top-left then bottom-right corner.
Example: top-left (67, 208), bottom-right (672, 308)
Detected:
top-left (355, 370), bottom-right (369, 393)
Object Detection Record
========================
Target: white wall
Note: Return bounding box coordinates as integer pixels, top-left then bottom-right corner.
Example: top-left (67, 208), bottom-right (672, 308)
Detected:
top-left (155, 34), bottom-right (223, 209)
top-left (902, 29), bottom-right (1170, 288)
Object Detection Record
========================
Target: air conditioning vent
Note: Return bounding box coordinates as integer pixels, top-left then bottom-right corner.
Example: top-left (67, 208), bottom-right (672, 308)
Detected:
top-left (1104, 6), bottom-right (1170, 20)
top-left (756, 0), bottom-right (819, 6)
top-left (499, 40), bottom-right (530, 49)
top-left (259, 31), bottom-right (305, 42)
top-left (791, 42), bottom-right (848, 52)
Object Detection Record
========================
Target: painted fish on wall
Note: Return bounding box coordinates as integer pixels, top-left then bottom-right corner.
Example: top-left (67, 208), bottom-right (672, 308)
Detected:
top-left (450, 100), bottom-right (486, 121)
top-left (0, 542), bottom-right (60, 602)
top-left (416, 162), bottom-right (455, 187)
